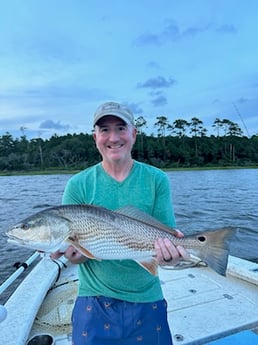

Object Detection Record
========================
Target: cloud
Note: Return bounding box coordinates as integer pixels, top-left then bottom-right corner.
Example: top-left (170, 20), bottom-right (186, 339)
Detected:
top-left (182, 24), bottom-right (210, 38)
top-left (151, 94), bottom-right (168, 107)
top-left (134, 20), bottom-right (209, 46)
top-left (135, 19), bottom-right (236, 47)
top-left (216, 24), bottom-right (237, 34)
top-left (124, 102), bottom-right (144, 116)
top-left (137, 76), bottom-right (176, 89)
top-left (39, 120), bottom-right (70, 131)
top-left (134, 20), bottom-right (179, 46)
top-left (135, 33), bottom-right (162, 46)
top-left (147, 61), bottom-right (160, 69)
top-left (236, 97), bottom-right (249, 104)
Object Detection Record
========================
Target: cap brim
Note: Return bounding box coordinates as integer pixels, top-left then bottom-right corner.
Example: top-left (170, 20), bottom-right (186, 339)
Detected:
top-left (94, 112), bottom-right (131, 126)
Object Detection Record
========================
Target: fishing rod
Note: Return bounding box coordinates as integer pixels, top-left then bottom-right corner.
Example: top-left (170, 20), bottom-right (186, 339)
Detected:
top-left (0, 251), bottom-right (40, 322)
top-left (0, 253), bottom-right (68, 323)
top-left (232, 103), bottom-right (251, 138)
top-left (0, 251), bottom-right (40, 296)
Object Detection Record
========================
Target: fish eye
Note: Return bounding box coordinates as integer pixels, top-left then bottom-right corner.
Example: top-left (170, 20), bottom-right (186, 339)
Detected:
top-left (197, 235), bottom-right (206, 242)
top-left (21, 223), bottom-right (29, 231)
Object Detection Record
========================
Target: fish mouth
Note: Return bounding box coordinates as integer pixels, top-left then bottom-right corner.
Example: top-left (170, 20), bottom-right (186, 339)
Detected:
top-left (7, 238), bottom-right (30, 247)
top-left (6, 231), bottom-right (36, 247)
top-left (6, 231), bottom-right (60, 251)
top-left (7, 237), bottom-right (62, 252)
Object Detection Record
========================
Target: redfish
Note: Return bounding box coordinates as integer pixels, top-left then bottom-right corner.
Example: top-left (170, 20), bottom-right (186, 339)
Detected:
top-left (6, 204), bottom-right (234, 276)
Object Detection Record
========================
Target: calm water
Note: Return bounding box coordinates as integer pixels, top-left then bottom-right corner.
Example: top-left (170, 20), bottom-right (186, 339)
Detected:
top-left (0, 169), bottom-right (257, 303)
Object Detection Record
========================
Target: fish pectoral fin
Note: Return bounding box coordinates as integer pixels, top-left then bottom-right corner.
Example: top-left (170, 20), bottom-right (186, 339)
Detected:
top-left (136, 259), bottom-right (158, 276)
top-left (67, 238), bottom-right (100, 260)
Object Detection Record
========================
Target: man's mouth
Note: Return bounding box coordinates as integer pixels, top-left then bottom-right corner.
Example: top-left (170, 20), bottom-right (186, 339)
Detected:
top-left (107, 144), bottom-right (123, 149)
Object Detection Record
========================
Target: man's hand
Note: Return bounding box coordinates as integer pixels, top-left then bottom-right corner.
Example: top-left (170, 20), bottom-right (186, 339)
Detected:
top-left (51, 245), bottom-right (87, 264)
top-left (154, 230), bottom-right (190, 266)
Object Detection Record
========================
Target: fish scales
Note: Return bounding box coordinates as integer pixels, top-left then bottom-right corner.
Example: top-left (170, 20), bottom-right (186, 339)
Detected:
top-left (57, 206), bottom-right (200, 257)
top-left (6, 204), bottom-right (235, 276)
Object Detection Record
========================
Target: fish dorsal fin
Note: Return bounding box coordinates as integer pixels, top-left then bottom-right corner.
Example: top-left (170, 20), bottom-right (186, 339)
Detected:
top-left (115, 206), bottom-right (178, 236)
top-left (116, 206), bottom-right (165, 226)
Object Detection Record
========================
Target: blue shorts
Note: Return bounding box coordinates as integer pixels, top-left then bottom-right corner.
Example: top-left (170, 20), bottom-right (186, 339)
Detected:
top-left (72, 296), bottom-right (173, 345)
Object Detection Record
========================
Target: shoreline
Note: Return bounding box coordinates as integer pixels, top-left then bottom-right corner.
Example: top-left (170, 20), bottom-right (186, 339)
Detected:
top-left (1, 165), bottom-right (258, 176)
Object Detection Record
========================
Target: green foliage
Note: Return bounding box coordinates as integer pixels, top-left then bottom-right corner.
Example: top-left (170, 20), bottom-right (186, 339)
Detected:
top-left (0, 116), bottom-right (257, 172)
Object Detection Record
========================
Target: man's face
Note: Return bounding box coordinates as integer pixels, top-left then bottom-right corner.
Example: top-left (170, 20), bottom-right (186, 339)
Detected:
top-left (93, 116), bottom-right (137, 163)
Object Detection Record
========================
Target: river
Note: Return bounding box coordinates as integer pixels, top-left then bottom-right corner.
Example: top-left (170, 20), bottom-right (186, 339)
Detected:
top-left (0, 169), bottom-right (257, 303)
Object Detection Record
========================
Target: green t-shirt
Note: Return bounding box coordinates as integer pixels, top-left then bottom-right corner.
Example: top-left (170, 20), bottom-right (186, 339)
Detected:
top-left (62, 160), bottom-right (176, 302)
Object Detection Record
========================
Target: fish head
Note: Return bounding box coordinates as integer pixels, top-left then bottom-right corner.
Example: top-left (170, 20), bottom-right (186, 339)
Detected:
top-left (6, 210), bottom-right (72, 252)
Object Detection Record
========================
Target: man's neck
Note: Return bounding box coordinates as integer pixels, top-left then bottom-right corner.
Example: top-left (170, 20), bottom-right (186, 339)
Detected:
top-left (101, 159), bottom-right (134, 182)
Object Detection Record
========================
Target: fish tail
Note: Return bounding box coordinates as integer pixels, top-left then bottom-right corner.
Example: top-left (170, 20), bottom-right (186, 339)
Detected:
top-left (192, 228), bottom-right (234, 276)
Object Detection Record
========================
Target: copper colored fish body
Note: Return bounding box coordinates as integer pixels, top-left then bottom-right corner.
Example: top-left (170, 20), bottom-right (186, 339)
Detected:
top-left (6, 204), bottom-right (234, 276)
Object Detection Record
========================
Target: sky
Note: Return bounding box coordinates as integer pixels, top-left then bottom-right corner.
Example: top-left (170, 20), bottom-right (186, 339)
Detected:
top-left (0, 0), bottom-right (257, 139)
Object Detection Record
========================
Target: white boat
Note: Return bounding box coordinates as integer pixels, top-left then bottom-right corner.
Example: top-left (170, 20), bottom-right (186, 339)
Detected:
top-left (0, 254), bottom-right (258, 345)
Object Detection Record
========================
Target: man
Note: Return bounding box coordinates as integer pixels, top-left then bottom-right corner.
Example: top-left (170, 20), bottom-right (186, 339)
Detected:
top-left (52, 101), bottom-right (188, 345)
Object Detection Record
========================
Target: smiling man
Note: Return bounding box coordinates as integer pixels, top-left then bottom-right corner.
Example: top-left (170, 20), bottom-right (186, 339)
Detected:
top-left (52, 101), bottom-right (188, 345)
top-left (93, 102), bottom-right (137, 181)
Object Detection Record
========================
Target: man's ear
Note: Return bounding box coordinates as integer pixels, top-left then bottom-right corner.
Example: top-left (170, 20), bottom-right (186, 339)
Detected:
top-left (93, 132), bottom-right (96, 141)
top-left (132, 127), bottom-right (137, 143)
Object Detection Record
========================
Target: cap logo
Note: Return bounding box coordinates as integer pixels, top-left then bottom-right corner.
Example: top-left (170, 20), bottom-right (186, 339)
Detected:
top-left (102, 102), bottom-right (121, 111)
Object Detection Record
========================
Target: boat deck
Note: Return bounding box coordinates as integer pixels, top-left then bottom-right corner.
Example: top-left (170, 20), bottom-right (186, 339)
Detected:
top-left (1, 255), bottom-right (258, 345)
top-left (161, 256), bottom-right (258, 345)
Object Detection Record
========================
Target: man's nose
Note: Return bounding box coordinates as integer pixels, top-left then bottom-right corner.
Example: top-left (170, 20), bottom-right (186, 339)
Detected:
top-left (109, 129), bottom-right (120, 141)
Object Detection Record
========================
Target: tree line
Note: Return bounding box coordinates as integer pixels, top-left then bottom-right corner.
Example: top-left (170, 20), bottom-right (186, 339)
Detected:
top-left (0, 116), bottom-right (257, 172)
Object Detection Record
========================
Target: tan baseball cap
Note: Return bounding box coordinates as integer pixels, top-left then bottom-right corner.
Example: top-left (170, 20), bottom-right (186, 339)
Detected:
top-left (93, 101), bottom-right (134, 126)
